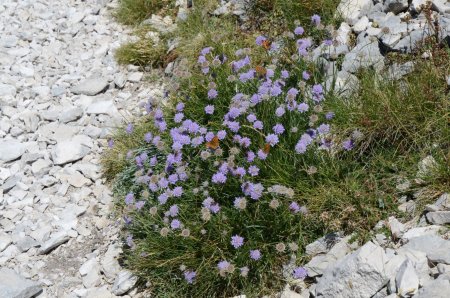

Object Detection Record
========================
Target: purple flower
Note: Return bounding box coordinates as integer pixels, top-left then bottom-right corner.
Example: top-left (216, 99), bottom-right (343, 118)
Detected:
top-left (325, 112), bottom-right (335, 120)
top-left (184, 270), bottom-right (196, 284)
top-left (176, 102), bottom-right (185, 112)
top-left (240, 137), bottom-right (251, 148)
top-left (281, 70), bottom-right (289, 79)
top-left (174, 113), bottom-right (184, 123)
top-left (205, 132), bottom-right (215, 142)
top-left (168, 174), bottom-right (179, 184)
top-left (294, 26), bottom-right (304, 35)
top-left (289, 202), bottom-right (301, 213)
top-left (205, 105), bottom-right (215, 114)
top-left (297, 102), bottom-right (309, 113)
top-left (126, 123), bottom-right (133, 134)
top-left (234, 167), bottom-right (246, 177)
top-left (253, 120), bottom-right (263, 130)
top-left (275, 106), bottom-right (285, 117)
top-left (124, 216), bottom-right (132, 225)
top-left (171, 219), bottom-right (181, 230)
top-left (217, 130), bottom-right (226, 140)
top-left (201, 47), bottom-right (212, 55)
top-left (135, 200), bottom-right (145, 210)
top-left (324, 39), bottom-right (333, 46)
top-left (226, 121), bottom-right (240, 132)
top-left (144, 132), bottom-right (153, 143)
top-left (126, 235), bottom-right (134, 248)
top-left (203, 197), bottom-right (214, 208)
top-left (343, 139), bottom-right (354, 151)
top-left (202, 67), bottom-right (209, 74)
top-left (173, 186), bottom-right (183, 197)
top-left (266, 134), bottom-right (279, 146)
top-left (255, 35), bottom-right (267, 46)
top-left (273, 124), bottom-right (285, 135)
top-left (209, 203), bottom-right (220, 214)
top-left (250, 249), bottom-right (262, 260)
top-left (208, 89), bottom-right (218, 99)
top-left (231, 235), bottom-right (244, 249)
top-left (125, 193), bottom-right (134, 205)
top-left (212, 172), bottom-right (227, 184)
top-left (169, 204), bottom-right (179, 217)
top-left (243, 151), bottom-right (254, 163)
top-left (317, 124), bottom-right (331, 135)
top-left (257, 149), bottom-right (267, 160)
top-left (302, 71), bottom-right (310, 80)
top-left (239, 69), bottom-right (255, 82)
top-left (198, 55), bottom-right (206, 64)
top-left (108, 139), bottom-right (114, 148)
top-left (158, 193), bottom-right (169, 205)
top-left (218, 260), bottom-right (230, 271)
top-left (293, 267), bottom-right (308, 280)
top-left (311, 14), bottom-right (321, 26)
top-left (248, 165), bottom-right (259, 176)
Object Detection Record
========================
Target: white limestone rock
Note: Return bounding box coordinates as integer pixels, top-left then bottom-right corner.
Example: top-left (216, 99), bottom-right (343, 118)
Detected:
top-left (111, 270), bottom-right (138, 295)
top-left (0, 268), bottom-right (42, 298)
top-left (71, 77), bottom-right (109, 96)
top-left (315, 242), bottom-right (388, 298)
top-left (336, 0), bottom-right (373, 25)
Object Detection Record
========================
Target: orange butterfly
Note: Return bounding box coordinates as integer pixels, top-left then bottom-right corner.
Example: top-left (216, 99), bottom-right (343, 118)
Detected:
top-left (206, 136), bottom-right (220, 150)
top-left (255, 65), bottom-right (267, 76)
top-left (261, 39), bottom-right (272, 50)
top-left (263, 143), bottom-right (271, 155)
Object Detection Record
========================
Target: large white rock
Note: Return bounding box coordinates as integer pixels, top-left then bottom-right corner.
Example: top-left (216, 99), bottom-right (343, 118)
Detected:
top-left (51, 139), bottom-right (90, 165)
top-left (415, 275), bottom-right (450, 297)
top-left (0, 268), bottom-right (42, 298)
top-left (111, 270), bottom-right (138, 295)
top-left (404, 235), bottom-right (450, 264)
top-left (315, 242), bottom-right (389, 297)
top-left (0, 83), bottom-right (17, 96)
top-left (0, 140), bottom-right (26, 162)
top-left (336, 0), bottom-right (373, 25)
top-left (305, 235), bottom-right (354, 277)
top-left (71, 77), bottom-right (109, 96)
top-left (395, 260), bottom-right (419, 297)
top-left (342, 38), bottom-right (384, 73)
top-left (426, 211), bottom-right (450, 225)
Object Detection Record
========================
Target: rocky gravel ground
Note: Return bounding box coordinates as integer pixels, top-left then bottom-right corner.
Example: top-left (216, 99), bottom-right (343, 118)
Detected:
top-left (0, 0), bottom-right (165, 297)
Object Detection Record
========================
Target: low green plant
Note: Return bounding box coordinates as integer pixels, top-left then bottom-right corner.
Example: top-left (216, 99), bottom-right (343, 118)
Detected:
top-left (115, 0), bottom-right (173, 25)
top-left (103, 15), bottom-right (449, 294)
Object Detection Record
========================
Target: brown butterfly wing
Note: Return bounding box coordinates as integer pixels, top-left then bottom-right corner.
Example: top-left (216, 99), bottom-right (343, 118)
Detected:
top-left (206, 136), bottom-right (220, 150)
top-left (255, 65), bottom-right (267, 76)
top-left (263, 143), bottom-right (271, 154)
top-left (262, 39), bottom-right (272, 50)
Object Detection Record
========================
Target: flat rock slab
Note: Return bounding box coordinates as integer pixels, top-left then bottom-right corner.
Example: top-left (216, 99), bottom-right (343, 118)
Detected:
top-left (0, 140), bottom-right (26, 162)
top-left (71, 77), bottom-right (109, 96)
top-left (0, 268), bottom-right (42, 298)
top-left (404, 235), bottom-right (450, 264)
top-left (51, 140), bottom-right (90, 165)
top-left (315, 241), bottom-right (388, 298)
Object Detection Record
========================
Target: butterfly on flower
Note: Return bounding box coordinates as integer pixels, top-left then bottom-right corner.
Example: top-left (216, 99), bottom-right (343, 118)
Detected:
top-left (261, 39), bottom-right (272, 50)
top-left (255, 65), bottom-right (267, 78)
top-left (263, 143), bottom-right (270, 155)
top-left (206, 135), bottom-right (220, 150)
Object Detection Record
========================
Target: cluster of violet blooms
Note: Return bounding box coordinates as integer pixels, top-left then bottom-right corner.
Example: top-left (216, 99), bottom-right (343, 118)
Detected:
top-left (116, 15), bottom-right (355, 286)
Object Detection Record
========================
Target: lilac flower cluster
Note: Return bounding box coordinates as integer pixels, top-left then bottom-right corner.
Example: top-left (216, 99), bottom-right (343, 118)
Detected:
top-left (116, 17), bottom-right (353, 286)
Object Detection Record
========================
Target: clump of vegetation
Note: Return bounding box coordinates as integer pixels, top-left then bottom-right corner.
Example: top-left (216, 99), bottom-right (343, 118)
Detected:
top-left (102, 11), bottom-right (450, 294)
top-left (114, 0), bottom-right (174, 25)
top-left (115, 36), bottom-right (169, 67)
top-left (113, 0), bottom-right (341, 69)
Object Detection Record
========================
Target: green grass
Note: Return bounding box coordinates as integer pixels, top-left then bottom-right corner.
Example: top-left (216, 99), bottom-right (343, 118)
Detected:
top-left (113, 0), bottom-right (341, 68)
top-left (114, 0), bottom-right (174, 25)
